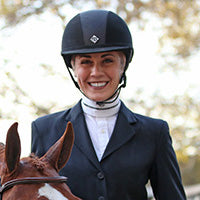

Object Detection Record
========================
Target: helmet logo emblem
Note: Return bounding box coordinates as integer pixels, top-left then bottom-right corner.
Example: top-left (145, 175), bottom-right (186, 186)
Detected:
top-left (90, 35), bottom-right (99, 44)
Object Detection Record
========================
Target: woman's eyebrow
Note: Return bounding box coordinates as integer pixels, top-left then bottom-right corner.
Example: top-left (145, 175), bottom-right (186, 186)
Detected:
top-left (77, 53), bottom-right (114, 58)
top-left (78, 54), bottom-right (91, 58)
top-left (101, 54), bottom-right (114, 58)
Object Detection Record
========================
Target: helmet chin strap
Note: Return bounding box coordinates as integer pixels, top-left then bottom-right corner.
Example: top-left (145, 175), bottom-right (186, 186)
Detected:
top-left (66, 65), bottom-right (80, 89)
top-left (96, 74), bottom-right (126, 106)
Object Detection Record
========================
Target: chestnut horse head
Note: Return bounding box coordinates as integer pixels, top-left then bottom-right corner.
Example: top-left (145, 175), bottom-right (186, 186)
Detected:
top-left (0, 122), bottom-right (81, 200)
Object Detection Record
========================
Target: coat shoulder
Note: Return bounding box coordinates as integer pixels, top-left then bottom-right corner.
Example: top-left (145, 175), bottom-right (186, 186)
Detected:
top-left (32, 101), bottom-right (82, 134)
top-left (33, 109), bottom-right (70, 126)
top-left (120, 101), bottom-right (167, 127)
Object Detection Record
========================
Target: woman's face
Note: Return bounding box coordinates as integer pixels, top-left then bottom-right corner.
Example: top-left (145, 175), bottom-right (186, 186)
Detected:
top-left (72, 51), bottom-right (125, 102)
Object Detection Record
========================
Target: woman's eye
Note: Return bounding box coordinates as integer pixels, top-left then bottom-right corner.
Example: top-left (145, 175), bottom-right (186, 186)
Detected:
top-left (81, 60), bottom-right (92, 65)
top-left (103, 58), bottom-right (113, 63)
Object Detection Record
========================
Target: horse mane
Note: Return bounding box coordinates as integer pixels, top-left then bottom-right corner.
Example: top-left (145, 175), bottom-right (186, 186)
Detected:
top-left (29, 153), bottom-right (47, 171)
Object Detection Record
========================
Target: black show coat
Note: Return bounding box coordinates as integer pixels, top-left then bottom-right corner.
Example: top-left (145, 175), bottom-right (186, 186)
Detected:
top-left (31, 101), bottom-right (186, 200)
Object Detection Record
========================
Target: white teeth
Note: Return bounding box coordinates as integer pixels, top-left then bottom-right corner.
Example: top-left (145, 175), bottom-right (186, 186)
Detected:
top-left (90, 82), bottom-right (106, 87)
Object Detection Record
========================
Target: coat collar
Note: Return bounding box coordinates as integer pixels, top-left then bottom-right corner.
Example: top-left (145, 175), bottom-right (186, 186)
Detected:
top-left (67, 100), bottom-right (137, 124)
top-left (65, 100), bottom-right (139, 168)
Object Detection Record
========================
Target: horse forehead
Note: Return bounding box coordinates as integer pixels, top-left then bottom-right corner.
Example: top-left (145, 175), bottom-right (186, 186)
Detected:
top-left (38, 183), bottom-right (69, 200)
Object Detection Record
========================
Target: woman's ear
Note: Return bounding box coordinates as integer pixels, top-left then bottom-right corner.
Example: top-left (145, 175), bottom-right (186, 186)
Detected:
top-left (73, 67), bottom-right (77, 78)
top-left (119, 53), bottom-right (126, 76)
top-left (122, 54), bottom-right (126, 69)
top-left (71, 56), bottom-right (77, 77)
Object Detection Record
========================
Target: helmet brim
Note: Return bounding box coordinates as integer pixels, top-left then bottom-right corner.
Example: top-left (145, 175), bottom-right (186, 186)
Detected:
top-left (62, 45), bottom-right (131, 55)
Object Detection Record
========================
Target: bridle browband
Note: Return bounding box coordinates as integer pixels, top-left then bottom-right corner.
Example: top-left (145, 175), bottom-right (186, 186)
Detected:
top-left (0, 176), bottom-right (67, 199)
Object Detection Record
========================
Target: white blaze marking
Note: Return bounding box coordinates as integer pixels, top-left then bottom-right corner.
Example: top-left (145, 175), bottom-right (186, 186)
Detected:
top-left (38, 183), bottom-right (69, 200)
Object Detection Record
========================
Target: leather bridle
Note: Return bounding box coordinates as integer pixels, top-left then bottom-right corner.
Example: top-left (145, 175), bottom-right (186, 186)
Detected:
top-left (0, 176), bottom-right (67, 199)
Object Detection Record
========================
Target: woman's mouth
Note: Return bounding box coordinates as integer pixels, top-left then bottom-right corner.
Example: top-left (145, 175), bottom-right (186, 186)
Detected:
top-left (89, 82), bottom-right (108, 87)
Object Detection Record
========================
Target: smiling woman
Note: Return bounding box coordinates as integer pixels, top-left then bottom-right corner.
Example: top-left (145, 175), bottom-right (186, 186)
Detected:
top-left (31, 9), bottom-right (186, 200)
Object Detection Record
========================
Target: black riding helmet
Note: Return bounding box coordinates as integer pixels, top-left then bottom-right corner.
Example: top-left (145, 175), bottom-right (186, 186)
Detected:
top-left (61, 10), bottom-right (134, 103)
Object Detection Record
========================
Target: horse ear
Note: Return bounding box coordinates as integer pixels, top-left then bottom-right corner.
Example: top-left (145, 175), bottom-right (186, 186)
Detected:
top-left (5, 122), bottom-right (21, 173)
top-left (40, 122), bottom-right (74, 172)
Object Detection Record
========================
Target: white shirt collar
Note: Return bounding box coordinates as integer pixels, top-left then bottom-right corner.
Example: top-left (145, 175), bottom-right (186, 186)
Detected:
top-left (81, 96), bottom-right (121, 118)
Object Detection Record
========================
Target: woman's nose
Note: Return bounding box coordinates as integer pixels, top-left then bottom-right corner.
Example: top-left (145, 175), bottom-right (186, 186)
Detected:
top-left (91, 63), bottom-right (103, 75)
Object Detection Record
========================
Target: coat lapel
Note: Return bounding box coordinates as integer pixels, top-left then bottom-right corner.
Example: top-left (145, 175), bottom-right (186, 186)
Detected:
top-left (102, 102), bottom-right (139, 160)
top-left (65, 101), bottom-right (101, 170)
top-left (64, 101), bottom-right (140, 168)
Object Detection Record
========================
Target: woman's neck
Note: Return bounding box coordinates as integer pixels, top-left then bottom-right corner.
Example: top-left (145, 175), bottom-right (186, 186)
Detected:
top-left (81, 96), bottom-right (121, 118)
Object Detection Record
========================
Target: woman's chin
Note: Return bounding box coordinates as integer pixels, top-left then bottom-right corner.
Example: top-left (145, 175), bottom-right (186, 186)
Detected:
top-left (86, 95), bottom-right (108, 102)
